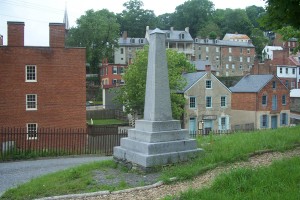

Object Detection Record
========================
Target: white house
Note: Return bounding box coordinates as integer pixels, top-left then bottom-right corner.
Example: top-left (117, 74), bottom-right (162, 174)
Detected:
top-left (262, 46), bottom-right (283, 61)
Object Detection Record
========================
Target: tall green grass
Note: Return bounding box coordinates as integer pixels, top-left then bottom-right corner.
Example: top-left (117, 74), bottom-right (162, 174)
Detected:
top-left (160, 126), bottom-right (300, 182)
top-left (171, 157), bottom-right (300, 200)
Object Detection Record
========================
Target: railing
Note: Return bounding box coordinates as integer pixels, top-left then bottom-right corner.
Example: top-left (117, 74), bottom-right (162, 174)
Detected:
top-left (0, 127), bottom-right (128, 161)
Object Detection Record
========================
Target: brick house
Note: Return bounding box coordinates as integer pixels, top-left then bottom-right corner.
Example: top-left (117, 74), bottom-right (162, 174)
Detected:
top-left (0, 22), bottom-right (86, 132)
top-left (230, 74), bottom-right (290, 129)
top-left (179, 71), bottom-right (232, 134)
top-left (252, 49), bottom-right (300, 89)
top-left (194, 38), bottom-right (255, 77)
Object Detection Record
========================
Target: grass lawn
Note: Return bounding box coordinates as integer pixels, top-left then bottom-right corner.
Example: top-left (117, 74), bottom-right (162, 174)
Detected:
top-left (86, 118), bottom-right (126, 125)
top-left (1, 126), bottom-right (300, 200)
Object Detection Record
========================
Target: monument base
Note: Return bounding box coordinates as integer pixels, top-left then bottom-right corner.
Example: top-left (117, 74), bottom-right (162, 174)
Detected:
top-left (113, 120), bottom-right (203, 172)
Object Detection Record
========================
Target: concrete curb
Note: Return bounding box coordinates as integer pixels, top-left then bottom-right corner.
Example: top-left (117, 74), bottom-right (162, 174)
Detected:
top-left (35, 181), bottom-right (164, 200)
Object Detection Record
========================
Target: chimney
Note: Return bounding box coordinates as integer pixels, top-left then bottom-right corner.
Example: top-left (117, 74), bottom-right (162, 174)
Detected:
top-left (0, 34), bottom-right (3, 46)
top-left (185, 27), bottom-right (189, 33)
top-left (49, 23), bottom-right (65, 48)
top-left (122, 31), bottom-right (128, 39)
top-left (170, 27), bottom-right (174, 31)
top-left (146, 26), bottom-right (149, 31)
top-left (205, 65), bottom-right (211, 72)
top-left (7, 21), bottom-right (24, 46)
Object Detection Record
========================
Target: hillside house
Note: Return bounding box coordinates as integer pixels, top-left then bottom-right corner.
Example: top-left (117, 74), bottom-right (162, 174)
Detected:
top-left (230, 75), bottom-right (290, 129)
top-left (179, 72), bottom-right (232, 134)
top-left (194, 38), bottom-right (255, 77)
top-left (0, 21), bottom-right (86, 131)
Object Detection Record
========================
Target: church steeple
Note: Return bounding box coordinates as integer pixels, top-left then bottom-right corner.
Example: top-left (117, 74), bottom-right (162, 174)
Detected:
top-left (63, 2), bottom-right (69, 30)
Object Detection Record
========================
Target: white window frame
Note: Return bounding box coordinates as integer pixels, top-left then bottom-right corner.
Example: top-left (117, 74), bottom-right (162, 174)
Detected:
top-left (240, 57), bottom-right (243, 62)
top-left (189, 97), bottom-right (196, 109)
top-left (229, 56), bottom-right (232, 62)
top-left (26, 94), bottom-right (37, 111)
top-left (232, 64), bottom-right (235, 69)
top-left (27, 123), bottom-right (38, 140)
top-left (247, 57), bottom-right (250, 63)
top-left (206, 96), bottom-right (212, 108)
top-left (282, 95), bottom-right (286, 105)
top-left (247, 48), bottom-right (250, 54)
top-left (229, 47), bottom-right (232, 53)
top-left (113, 66), bottom-right (118, 74)
top-left (216, 47), bottom-right (219, 53)
top-left (206, 80), bottom-right (212, 89)
top-left (25, 65), bottom-right (37, 82)
top-left (221, 96), bottom-right (227, 107)
top-left (206, 46), bottom-right (209, 52)
top-left (262, 95), bottom-right (267, 106)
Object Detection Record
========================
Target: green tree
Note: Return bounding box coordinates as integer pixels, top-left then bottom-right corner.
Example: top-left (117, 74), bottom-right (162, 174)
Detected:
top-left (172, 0), bottom-right (215, 37)
top-left (197, 21), bottom-right (222, 38)
top-left (245, 5), bottom-right (265, 29)
top-left (115, 46), bottom-right (195, 119)
top-left (117, 0), bottom-right (157, 37)
top-left (250, 28), bottom-right (269, 61)
top-left (156, 13), bottom-right (174, 30)
top-left (66, 9), bottom-right (120, 73)
top-left (260, 0), bottom-right (300, 30)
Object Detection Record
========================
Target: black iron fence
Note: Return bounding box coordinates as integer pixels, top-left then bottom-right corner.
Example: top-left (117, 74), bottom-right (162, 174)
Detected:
top-left (0, 127), bottom-right (128, 161)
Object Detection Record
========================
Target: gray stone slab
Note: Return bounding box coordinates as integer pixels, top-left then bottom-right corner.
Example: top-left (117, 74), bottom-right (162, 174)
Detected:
top-left (119, 138), bottom-right (198, 154)
top-left (135, 120), bottom-right (181, 132)
top-left (128, 129), bottom-right (189, 143)
top-left (114, 146), bottom-right (203, 167)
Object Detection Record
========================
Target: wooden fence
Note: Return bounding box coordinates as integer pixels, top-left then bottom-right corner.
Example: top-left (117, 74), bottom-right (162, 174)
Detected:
top-left (0, 127), bottom-right (128, 161)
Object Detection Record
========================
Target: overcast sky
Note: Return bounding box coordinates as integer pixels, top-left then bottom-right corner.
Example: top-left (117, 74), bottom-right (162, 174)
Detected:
top-left (0, 0), bottom-right (266, 46)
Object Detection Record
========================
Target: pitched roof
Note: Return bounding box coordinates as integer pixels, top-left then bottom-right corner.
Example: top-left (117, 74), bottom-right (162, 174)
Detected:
top-left (191, 60), bottom-right (217, 71)
top-left (178, 72), bottom-right (207, 93)
top-left (223, 33), bottom-right (250, 41)
top-left (147, 28), bottom-right (194, 42)
top-left (194, 38), bottom-right (255, 47)
top-left (118, 38), bottom-right (148, 46)
top-left (229, 74), bottom-right (274, 93)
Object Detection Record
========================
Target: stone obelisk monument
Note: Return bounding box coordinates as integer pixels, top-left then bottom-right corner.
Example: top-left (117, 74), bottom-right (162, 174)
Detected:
top-left (114, 28), bottom-right (202, 171)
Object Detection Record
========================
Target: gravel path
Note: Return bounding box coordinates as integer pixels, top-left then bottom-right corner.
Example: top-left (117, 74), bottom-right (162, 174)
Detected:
top-left (74, 147), bottom-right (300, 200)
top-left (0, 156), bottom-right (112, 196)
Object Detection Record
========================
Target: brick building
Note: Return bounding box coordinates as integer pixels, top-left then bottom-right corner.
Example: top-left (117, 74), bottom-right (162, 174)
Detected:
top-left (194, 38), bottom-right (255, 77)
top-left (230, 74), bottom-right (290, 129)
top-left (0, 22), bottom-right (86, 131)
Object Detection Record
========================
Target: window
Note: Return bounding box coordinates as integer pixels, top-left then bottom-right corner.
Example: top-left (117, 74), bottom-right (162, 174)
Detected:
top-left (206, 56), bottom-right (208, 60)
top-left (189, 97), bottom-right (196, 108)
top-left (216, 47), bottom-right (219, 52)
top-left (281, 113), bottom-right (288, 126)
top-left (139, 39), bottom-right (144, 44)
top-left (206, 96), bottom-right (212, 108)
top-left (112, 79), bottom-right (117, 84)
top-left (226, 64), bottom-right (229, 69)
top-left (240, 57), bottom-right (243, 62)
top-left (229, 56), bottom-right (232, 62)
top-left (272, 81), bottom-right (276, 89)
top-left (286, 68), bottom-right (288, 74)
top-left (292, 68), bottom-right (295, 74)
top-left (206, 80), bottom-right (212, 89)
top-left (262, 95), bottom-right (267, 106)
top-left (247, 57), bottom-right (250, 62)
top-left (26, 65), bottom-right (37, 82)
top-left (291, 81), bottom-right (295, 89)
top-left (198, 46), bottom-right (201, 50)
top-left (240, 48), bottom-right (243, 53)
top-left (285, 80), bottom-right (289, 88)
top-left (229, 48), bottom-right (232, 53)
top-left (26, 94), bottom-right (37, 110)
top-left (280, 67), bottom-right (282, 73)
top-left (180, 33), bottom-right (185, 39)
top-left (27, 123), bottom-right (37, 140)
top-left (282, 95), bottom-right (286, 105)
top-left (120, 48), bottom-right (124, 54)
top-left (247, 48), bottom-right (250, 54)
top-left (221, 96), bottom-right (226, 107)
top-left (113, 66), bottom-right (118, 74)
top-left (206, 47), bottom-right (209, 52)
top-left (130, 38), bottom-right (135, 43)
top-left (232, 64), bottom-right (235, 69)
top-left (272, 95), bottom-right (278, 111)
top-left (198, 54), bottom-right (201, 59)
top-left (261, 115), bottom-right (268, 128)
top-left (239, 65), bottom-right (242, 69)
top-left (221, 117), bottom-right (226, 130)
top-left (166, 32), bottom-right (170, 38)
top-left (216, 56), bottom-right (219, 61)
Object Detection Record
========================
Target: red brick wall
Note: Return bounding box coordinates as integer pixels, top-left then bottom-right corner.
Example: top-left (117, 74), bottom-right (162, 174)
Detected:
top-left (0, 23), bottom-right (86, 130)
top-left (231, 93), bottom-right (257, 110)
top-left (232, 77), bottom-right (290, 111)
top-left (7, 22), bottom-right (24, 47)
